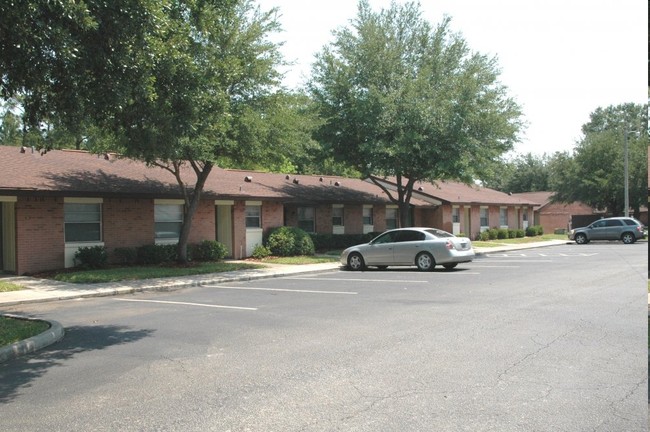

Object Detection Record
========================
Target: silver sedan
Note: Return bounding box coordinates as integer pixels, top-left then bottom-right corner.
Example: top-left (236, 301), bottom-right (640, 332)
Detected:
top-left (340, 227), bottom-right (475, 271)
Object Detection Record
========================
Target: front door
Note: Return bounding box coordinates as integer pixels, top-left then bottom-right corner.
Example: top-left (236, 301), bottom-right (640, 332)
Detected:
top-left (0, 201), bottom-right (17, 273)
top-left (216, 204), bottom-right (233, 258)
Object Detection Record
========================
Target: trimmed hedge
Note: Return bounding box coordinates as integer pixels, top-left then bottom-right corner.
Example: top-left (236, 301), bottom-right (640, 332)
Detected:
top-left (74, 245), bottom-right (108, 269)
top-left (267, 226), bottom-right (315, 256)
top-left (190, 240), bottom-right (228, 261)
top-left (309, 232), bottom-right (379, 252)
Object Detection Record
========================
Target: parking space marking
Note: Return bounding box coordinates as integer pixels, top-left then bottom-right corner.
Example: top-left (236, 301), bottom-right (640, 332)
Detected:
top-left (114, 298), bottom-right (257, 310)
top-left (204, 285), bottom-right (358, 295)
top-left (287, 277), bottom-right (429, 283)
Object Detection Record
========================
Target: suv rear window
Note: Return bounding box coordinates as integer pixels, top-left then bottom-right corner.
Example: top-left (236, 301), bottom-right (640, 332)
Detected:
top-left (622, 219), bottom-right (640, 226)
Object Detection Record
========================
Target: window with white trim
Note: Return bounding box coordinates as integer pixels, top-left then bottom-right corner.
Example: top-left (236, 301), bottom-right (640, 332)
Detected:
top-left (64, 203), bottom-right (102, 242)
top-left (363, 206), bottom-right (374, 225)
top-left (155, 204), bottom-right (183, 240)
top-left (499, 207), bottom-right (508, 226)
top-left (298, 207), bottom-right (315, 233)
top-left (480, 207), bottom-right (489, 228)
top-left (332, 206), bottom-right (344, 226)
top-left (245, 205), bottom-right (261, 228)
top-left (385, 207), bottom-right (398, 229)
top-left (452, 207), bottom-right (460, 223)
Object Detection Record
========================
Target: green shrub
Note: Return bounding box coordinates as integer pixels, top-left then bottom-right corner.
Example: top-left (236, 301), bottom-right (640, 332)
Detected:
top-left (267, 226), bottom-right (315, 256)
top-left (251, 244), bottom-right (271, 259)
top-left (479, 230), bottom-right (491, 241)
top-left (136, 244), bottom-right (177, 265)
top-left (497, 228), bottom-right (509, 239)
top-left (525, 225), bottom-right (544, 237)
top-left (74, 246), bottom-right (108, 269)
top-left (113, 247), bottom-right (137, 265)
top-left (488, 228), bottom-right (499, 240)
top-left (191, 240), bottom-right (228, 261)
top-left (516, 229), bottom-right (525, 238)
top-left (309, 233), bottom-right (377, 251)
top-left (508, 229), bottom-right (518, 239)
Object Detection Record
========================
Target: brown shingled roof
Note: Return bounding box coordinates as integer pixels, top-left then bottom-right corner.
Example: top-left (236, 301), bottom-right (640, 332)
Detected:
top-left (370, 176), bottom-right (541, 206)
top-left (0, 145), bottom-right (395, 204)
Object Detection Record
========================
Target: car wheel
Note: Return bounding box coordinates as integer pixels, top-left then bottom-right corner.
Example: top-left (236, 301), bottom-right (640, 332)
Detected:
top-left (347, 252), bottom-right (365, 271)
top-left (443, 263), bottom-right (457, 271)
top-left (415, 252), bottom-right (435, 271)
top-left (574, 233), bottom-right (588, 244)
top-left (621, 232), bottom-right (636, 244)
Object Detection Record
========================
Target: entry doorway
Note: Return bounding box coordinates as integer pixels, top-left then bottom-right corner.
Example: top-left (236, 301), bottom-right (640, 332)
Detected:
top-left (0, 200), bottom-right (17, 273)
top-left (215, 202), bottom-right (234, 258)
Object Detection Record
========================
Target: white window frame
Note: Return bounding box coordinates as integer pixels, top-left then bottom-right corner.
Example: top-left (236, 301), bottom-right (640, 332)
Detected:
top-left (298, 207), bottom-right (315, 233)
top-left (480, 207), bottom-right (489, 231)
top-left (155, 200), bottom-right (184, 244)
top-left (64, 198), bottom-right (103, 243)
top-left (385, 206), bottom-right (398, 230)
top-left (499, 207), bottom-right (508, 228)
top-left (245, 205), bottom-right (261, 228)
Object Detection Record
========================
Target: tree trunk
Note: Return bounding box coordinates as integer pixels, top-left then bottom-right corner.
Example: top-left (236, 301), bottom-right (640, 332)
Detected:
top-left (176, 162), bottom-right (213, 263)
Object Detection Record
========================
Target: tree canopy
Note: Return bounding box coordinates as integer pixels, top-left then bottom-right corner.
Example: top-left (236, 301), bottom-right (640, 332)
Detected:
top-left (550, 103), bottom-right (648, 217)
top-left (0, 0), bottom-right (302, 261)
top-left (308, 0), bottom-right (523, 226)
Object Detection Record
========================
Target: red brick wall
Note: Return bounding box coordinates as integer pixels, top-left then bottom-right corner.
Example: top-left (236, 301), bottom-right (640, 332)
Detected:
top-left (262, 201), bottom-right (284, 231)
top-left (104, 198), bottom-right (153, 254)
top-left (187, 199), bottom-right (215, 244)
top-left (345, 205), bottom-right (363, 234)
top-left (315, 204), bottom-right (332, 234)
top-left (15, 196), bottom-right (64, 274)
top-left (539, 202), bottom-right (593, 233)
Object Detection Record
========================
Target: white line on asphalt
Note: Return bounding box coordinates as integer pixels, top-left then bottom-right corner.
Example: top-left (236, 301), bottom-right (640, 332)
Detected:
top-left (114, 298), bottom-right (257, 310)
top-left (286, 277), bottom-right (429, 283)
top-left (469, 265), bottom-right (519, 268)
top-left (481, 259), bottom-right (554, 262)
top-left (204, 285), bottom-right (357, 295)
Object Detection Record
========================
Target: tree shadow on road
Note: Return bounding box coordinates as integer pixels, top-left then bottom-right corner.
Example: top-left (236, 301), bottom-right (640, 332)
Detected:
top-left (0, 324), bottom-right (155, 403)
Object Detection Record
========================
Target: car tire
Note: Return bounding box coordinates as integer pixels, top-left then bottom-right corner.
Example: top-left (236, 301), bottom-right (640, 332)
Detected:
top-left (574, 233), bottom-right (588, 244)
top-left (621, 232), bottom-right (636, 244)
top-left (347, 252), bottom-right (365, 271)
top-left (443, 263), bottom-right (457, 271)
top-left (415, 252), bottom-right (435, 271)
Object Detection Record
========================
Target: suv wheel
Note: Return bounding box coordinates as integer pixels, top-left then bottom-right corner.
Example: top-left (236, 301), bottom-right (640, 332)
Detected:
top-left (621, 232), bottom-right (636, 244)
top-left (574, 233), bottom-right (588, 244)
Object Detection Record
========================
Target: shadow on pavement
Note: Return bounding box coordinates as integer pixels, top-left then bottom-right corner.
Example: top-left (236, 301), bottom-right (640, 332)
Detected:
top-left (0, 324), bottom-right (154, 403)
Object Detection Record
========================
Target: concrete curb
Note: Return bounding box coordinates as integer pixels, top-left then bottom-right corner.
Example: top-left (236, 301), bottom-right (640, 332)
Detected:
top-left (0, 315), bottom-right (64, 363)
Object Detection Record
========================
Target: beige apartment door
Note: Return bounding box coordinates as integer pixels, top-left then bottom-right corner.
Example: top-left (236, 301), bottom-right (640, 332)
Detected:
top-left (216, 204), bottom-right (233, 258)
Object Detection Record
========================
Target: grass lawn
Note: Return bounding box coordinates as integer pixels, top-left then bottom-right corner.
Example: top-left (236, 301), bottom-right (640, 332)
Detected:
top-left (472, 234), bottom-right (567, 248)
top-left (259, 255), bottom-right (340, 265)
top-left (0, 281), bottom-right (24, 292)
top-left (0, 316), bottom-right (50, 346)
top-left (48, 261), bottom-right (264, 284)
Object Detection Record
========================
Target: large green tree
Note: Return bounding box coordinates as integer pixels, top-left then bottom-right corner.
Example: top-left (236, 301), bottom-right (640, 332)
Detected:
top-left (551, 103), bottom-right (648, 217)
top-left (1, 0), bottom-right (299, 261)
top-left (308, 0), bottom-right (523, 226)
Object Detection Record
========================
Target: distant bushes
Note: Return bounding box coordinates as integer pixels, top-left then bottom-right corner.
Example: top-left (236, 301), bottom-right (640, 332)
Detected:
top-left (476, 227), bottom-right (535, 242)
top-left (74, 240), bottom-right (229, 269)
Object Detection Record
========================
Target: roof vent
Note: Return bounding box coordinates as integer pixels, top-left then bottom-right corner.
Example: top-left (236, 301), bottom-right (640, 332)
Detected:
top-left (285, 175), bottom-right (291, 180)
top-left (418, 186), bottom-right (424, 191)
top-left (104, 153), bottom-right (110, 160)
top-left (20, 146), bottom-right (26, 153)
top-left (334, 181), bottom-right (340, 187)
top-left (293, 178), bottom-right (299, 184)
top-left (319, 177), bottom-right (323, 182)
top-left (244, 176), bottom-right (253, 182)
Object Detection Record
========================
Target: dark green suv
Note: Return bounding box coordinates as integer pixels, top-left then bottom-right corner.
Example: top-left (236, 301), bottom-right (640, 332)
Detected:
top-left (568, 217), bottom-right (646, 244)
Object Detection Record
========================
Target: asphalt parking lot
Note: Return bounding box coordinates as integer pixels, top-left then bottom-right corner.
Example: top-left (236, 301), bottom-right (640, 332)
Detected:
top-left (1, 243), bottom-right (647, 431)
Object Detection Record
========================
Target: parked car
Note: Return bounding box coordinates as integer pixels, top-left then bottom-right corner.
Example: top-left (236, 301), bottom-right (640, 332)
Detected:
top-left (568, 217), bottom-right (646, 244)
top-left (340, 227), bottom-right (474, 271)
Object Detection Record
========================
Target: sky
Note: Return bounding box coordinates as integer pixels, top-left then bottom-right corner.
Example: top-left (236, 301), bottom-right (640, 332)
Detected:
top-left (255, 0), bottom-right (648, 157)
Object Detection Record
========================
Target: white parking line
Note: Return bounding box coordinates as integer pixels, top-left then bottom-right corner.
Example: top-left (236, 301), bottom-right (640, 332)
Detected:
top-left (287, 277), bottom-right (429, 283)
top-left (114, 298), bottom-right (257, 310)
top-left (204, 285), bottom-right (358, 295)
